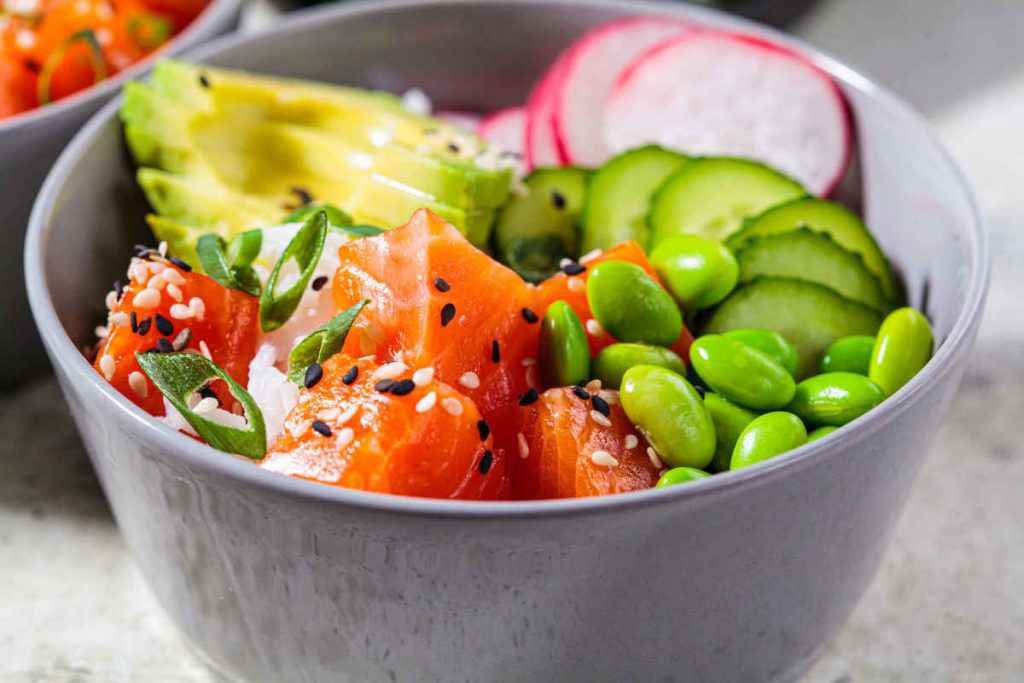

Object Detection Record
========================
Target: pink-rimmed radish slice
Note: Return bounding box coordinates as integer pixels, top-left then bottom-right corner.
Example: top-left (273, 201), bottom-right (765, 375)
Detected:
top-left (479, 107), bottom-right (526, 156)
top-left (525, 52), bottom-right (569, 169)
top-left (604, 32), bottom-right (851, 196)
top-left (437, 110), bottom-right (483, 132)
top-left (553, 17), bottom-right (691, 168)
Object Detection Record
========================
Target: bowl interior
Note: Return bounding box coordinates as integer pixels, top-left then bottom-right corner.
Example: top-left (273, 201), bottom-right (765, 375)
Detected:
top-left (31, 0), bottom-right (983, 440)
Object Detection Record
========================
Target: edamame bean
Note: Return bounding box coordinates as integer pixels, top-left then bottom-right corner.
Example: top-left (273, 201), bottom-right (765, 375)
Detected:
top-left (689, 334), bottom-right (796, 411)
top-left (593, 343), bottom-right (686, 389)
top-left (586, 260), bottom-right (682, 346)
top-left (649, 235), bottom-right (739, 311)
top-left (869, 307), bottom-right (933, 396)
top-left (807, 426), bottom-right (839, 442)
top-left (723, 328), bottom-right (799, 377)
top-left (538, 300), bottom-right (590, 387)
top-left (730, 412), bottom-right (807, 470)
top-left (620, 365), bottom-right (716, 469)
top-left (656, 467), bottom-right (711, 488)
top-left (788, 372), bottom-right (885, 426)
top-left (821, 335), bottom-right (875, 375)
top-left (704, 392), bottom-right (759, 472)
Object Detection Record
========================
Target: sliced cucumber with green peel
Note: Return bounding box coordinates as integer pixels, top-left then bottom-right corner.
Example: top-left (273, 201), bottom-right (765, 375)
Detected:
top-left (648, 157), bottom-right (806, 247)
top-left (734, 228), bottom-right (890, 313)
top-left (727, 197), bottom-right (899, 303)
top-left (581, 145), bottom-right (688, 253)
top-left (493, 167), bottom-right (589, 283)
top-left (700, 277), bottom-right (883, 379)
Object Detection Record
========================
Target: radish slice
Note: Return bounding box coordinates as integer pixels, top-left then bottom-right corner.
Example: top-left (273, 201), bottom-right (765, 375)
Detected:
top-left (604, 32), bottom-right (851, 196)
top-left (525, 52), bottom-right (569, 169)
top-left (553, 17), bottom-right (691, 168)
top-left (437, 110), bottom-right (483, 132)
top-left (479, 107), bottom-right (526, 156)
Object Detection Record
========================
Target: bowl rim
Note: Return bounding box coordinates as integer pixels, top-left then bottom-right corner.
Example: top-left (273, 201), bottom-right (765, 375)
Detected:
top-left (25, 0), bottom-right (990, 520)
top-left (0, 0), bottom-right (241, 135)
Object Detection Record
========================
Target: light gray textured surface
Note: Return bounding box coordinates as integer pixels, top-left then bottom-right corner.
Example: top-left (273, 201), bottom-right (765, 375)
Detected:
top-left (2, 0), bottom-right (1021, 680)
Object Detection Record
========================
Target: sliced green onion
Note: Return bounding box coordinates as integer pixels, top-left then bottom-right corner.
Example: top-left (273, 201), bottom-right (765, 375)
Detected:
top-left (127, 13), bottom-right (172, 51)
top-left (260, 210), bottom-right (328, 332)
top-left (37, 29), bottom-right (108, 106)
top-left (135, 352), bottom-right (266, 459)
top-left (197, 230), bottom-right (263, 297)
top-left (283, 203), bottom-right (353, 228)
top-left (287, 299), bottom-right (369, 384)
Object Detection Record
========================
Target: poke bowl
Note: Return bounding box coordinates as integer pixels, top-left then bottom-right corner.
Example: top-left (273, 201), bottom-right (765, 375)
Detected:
top-left (25, 0), bottom-right (987, 681)
top-left (0, 0), bottom-right (241, 387)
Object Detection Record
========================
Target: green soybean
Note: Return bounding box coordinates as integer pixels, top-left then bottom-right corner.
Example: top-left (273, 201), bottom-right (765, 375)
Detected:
top-left (704, 392), bottom-right (759, 473)
top-left (869, 307), bottom-right (933, 396)
top-left (822, 335), bottom-right (875, 375)
top-left (586, 260), bottom-right (683, 346)
top-left (788, 372), bottom-right (885, 426)
top-left (689, 334), bottom-right (796, 411)
top-left (723, 328), bottom-right (799, 377)
top-left (593, 343), bottom-right (686, 390)
top-left (807, 426), bottom-right (839, 442)
top-left (656, 467), bottom-right (711, 488)
top-left (620, 365), bottom-right (716, 469)
top-left (538, 300), bottom-right (590, 387)
top-left (649, 235), bottom-right (739, 311)
top-left (730, 412), bottom-right (807, 470)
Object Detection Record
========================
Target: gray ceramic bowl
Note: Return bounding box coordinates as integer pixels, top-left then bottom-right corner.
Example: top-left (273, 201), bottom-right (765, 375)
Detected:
top-left (25, 1), bottom-right (988, 681)
top-left (0, 0), bottom-right (241, 389)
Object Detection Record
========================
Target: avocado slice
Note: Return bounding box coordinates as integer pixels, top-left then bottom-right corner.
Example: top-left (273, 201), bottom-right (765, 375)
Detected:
top-left (121, 60), bottom-right (512, 263)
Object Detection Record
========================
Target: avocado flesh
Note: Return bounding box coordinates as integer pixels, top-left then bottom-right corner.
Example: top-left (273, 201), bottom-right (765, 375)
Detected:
top-left (122, 60), bottom-right (511, 263)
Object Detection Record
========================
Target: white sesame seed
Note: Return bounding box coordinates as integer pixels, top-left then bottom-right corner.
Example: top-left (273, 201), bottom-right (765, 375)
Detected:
top-left (647, 447), bottom-right (664, 470)
top-left (15, 29), bottom-right (35, 50)
top-left (338, 427), bottom-right (355, 448)
top-left (579, 249), bottom-right (602, 264)
top-left (199, 340), bottom-right (212, 360)
top-left (108, 311), bottom-right (130, 328)
top-left (567, 276), bottom-right (585, 293)
top-left (598, 389), bottom-right (619, 405)
top-left (517, 432), bottom-right (530, 459)
top-left (158, 241), bottom-right (168, 257)
top-left (521, 357), bottom-right (536, 367)
top-left (585, 379), bottom-right (602, 393)
top-left (458, 371), bottom-right (480, 389)
top-left (162, 268), bottom-right (185, 286)
top-left (585, 319), bottom-right (604, 337)
top-left (625, 434), bottom-right (639, 449)
top-left (166, 283), bottom-right (183, 302)
top-left (412, 367), bottom-right (435, 387)
top-left (525, 366), bottom-right (538, 389)
top-left (94, 325), bottom-right (109, 339)
top-left (129, 261), bottom-right (149, 283)
top-left (559, 257), bottom-right (573, 269)
top-left (193, 397), bottom-right (219, 415)
top-left (189, 297), bottom-right (205, 321)
top-left (373, 361), bottom-right (408, 380)
top-left (590, 409), bottom-right (612, 428)
top-left (147, 273), bottom-right (167, 290)
top-left (441, 397), bottom-right (463, 416)
top-left (105, 291), bottom-right (118, 310)
top-left (127, 371), bottom-right (147, 398)
top-left (98, 355), bottom-right (115, 380)
top-left (337, 405), bottom-right (358, 425)
top-left (133, 288), bottom-right (161, 309)
top-left (415, 391), bottom-right (437, 413)
top-left (95, 27), bottom-right (112, 46)
top-left (169, 303), bottom-right (193, 320)
top-left (590, 450), bottom-right (619, 467)
top-left (148, 261), bottom-right (166, 275)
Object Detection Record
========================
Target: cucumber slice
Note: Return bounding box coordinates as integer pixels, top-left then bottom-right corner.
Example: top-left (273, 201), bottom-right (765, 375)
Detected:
top-left (493, 167), bottom-right (589, 282)
top-left (726, 197), bottom-right (899, 303)
top-left (700, 277), bottom-right (883, 379)
top-left (734, 228), bottom-right (890, 313)
top-left (581, 145), bottom-right (688, 253)
top-left (648, 157), bottom-right (806, 247)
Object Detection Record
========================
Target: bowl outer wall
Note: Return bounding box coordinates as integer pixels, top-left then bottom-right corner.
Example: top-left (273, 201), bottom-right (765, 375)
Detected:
top-left (25, 1), bottom-right (989, 681)
top-left (0, 0), bottom-right (242, 389)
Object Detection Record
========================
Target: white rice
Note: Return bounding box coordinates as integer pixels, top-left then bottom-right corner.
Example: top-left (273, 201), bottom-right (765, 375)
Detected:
top-left (246, 343), bottom-right (300, 446)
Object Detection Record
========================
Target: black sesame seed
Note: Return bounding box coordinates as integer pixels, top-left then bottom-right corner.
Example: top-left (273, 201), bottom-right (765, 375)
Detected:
top-left (478, 450), bottom-right (494, 475)
top-left (440, 302), bottom-right (456, 327)
top-left (311, 420), bottom-right (332, 437)
top-left (491, 340), bottom-right (500, 363)
top-left (154, 314), bottom-right (174, 337)
top-left (114, 280), bottom-right (124, 301)
top-left (198, 73), bottom-right (211, 88)
top-left (304, 363), bottom-right (324, 389)
top-left (477, 420), bottom-right (490, 441)
top-left (130, 311), bottom-right (139, 333)
top-left (447, 143), bottom-right (461, 154)
top-left (375, 378), bottom-right (397, 393)
top-left (591, 394), bottom-right (611, 417)
top-left (292, 186), bottom-right (314, 206)
top-left (551, 190), bottom-right (566, 210)
top-left (519, 388), bottom-right (539, 406)
top-left (311, 276), bottom-right (328, 291)
top-left (23, 58), bottom-right (40, 73)
top-left (572, 385), bottom-right (591, 401)
top-left (561, 261), bottom-right (586, 276)
top-left (132, 244), bottom-right (151, 257)
top-left (198, 385), bottom-right (218, 401)
top-left (521, 307), bottom-right (538, 324)
top-left (434, 277), bottom-right (450, 293)
top-left (342, 366), bottom-right (359, 385)
top-left (389, 379), bottom-right (416, 396)
top-left (136, 317), bottom-right (152, 336)
top-left (500, 151), bottom-right (523, 160)
top-left (168, 256), bottom-right (192, 272)
top-left (156, 338), bottom-right (174, 354)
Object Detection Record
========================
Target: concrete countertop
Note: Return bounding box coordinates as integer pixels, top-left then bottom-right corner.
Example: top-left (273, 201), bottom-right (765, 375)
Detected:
top-left (2, 1), bottom-right (1022, 680)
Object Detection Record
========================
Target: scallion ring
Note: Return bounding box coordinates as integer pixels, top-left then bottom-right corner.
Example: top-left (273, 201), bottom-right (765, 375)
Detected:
top-left (135, 352), bottom-right (266, 459)
top-left (287, 299), bottom-right (369, 385)
top-left (260, 210), bottom-right (328, 332)
top-left (197, 230), bottom-right (263, 297)
top-left (126, 12), bottom-right (172, 51)
top-left (37, 30), bottom-right (108, 105)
